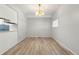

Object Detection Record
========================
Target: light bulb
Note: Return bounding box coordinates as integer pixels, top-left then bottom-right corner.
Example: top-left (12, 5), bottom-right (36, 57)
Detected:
top-left (36, 10), bottom-right (44, 16)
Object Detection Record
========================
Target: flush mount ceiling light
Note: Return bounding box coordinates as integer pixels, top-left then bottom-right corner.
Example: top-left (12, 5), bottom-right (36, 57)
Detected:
top-left (36, 4), bottom-right (45, 16)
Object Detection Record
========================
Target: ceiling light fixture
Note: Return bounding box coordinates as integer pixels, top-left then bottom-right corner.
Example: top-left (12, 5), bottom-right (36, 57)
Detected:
top-left (36, 4), bottom-right (45, 16)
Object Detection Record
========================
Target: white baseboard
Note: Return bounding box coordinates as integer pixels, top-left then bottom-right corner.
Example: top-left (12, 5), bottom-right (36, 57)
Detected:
top-left (0, 42), bottom-right (17, 55)
top-left (53, 37), bottom-right (77, 55)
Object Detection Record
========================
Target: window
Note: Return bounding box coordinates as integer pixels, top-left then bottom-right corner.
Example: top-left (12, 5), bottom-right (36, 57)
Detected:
top-left (0, 18), bottom-right (17, 31)
top-left (0, 19), bottom-right (9, 31)
top-left (52, 19), bottom-right (58, 28)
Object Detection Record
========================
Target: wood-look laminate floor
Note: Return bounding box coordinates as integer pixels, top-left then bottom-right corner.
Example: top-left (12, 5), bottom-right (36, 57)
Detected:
top-left (3, 37), bottom-right (73, 55)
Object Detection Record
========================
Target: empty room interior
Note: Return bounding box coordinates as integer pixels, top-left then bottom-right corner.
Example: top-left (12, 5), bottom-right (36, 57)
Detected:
top-left (0, 4), bottom-right (79, 55)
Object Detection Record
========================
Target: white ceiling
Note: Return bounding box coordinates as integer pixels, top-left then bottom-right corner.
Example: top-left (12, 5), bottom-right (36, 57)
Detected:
top-left (12, 4), bottom-right (60, 17)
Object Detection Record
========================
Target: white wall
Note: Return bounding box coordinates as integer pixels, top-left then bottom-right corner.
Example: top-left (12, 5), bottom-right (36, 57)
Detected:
top-left (27, 17), bottom-right (52, 37)
top-left (52, 5), bottom-right (79, 54)
top-left (8, 4), bottom-right (28, 42)
top-left (0, 5), bottom-right (17, 54)
top-left (18, 11), bottom-right (27, 42)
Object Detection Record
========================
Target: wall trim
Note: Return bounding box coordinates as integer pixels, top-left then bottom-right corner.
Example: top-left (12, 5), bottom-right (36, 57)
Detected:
top-left (0, 41), bottom-right (17, 55)
top-left (52, 37), bottom-right (77, 55)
